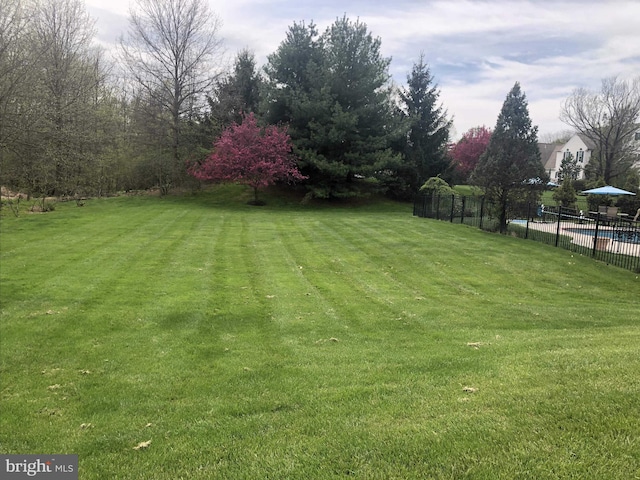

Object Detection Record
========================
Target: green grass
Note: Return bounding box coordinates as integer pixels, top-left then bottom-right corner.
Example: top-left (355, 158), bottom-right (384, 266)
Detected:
top-left (452, 185), bottom-right (481, 197)
top-left (1, 185), bottom-right (639, 479)
top-left (541, 190), bottom-right (590, 212)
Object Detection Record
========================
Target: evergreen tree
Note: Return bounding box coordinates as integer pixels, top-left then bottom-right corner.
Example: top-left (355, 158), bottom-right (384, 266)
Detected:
top-left (471, 82), bottom-right (547, 232)
top-left (552, 181), bottom-right (577, 208)
top-left (263, 16), bottom-right (399, 199)
top-left (552, 152), bottom-right (579, 207)
top-left (209, 49), bottom-right (262, 129)
top-left (556, 151), bottom-right (581, 183)
top-left (394, 53), bottom-right (452, 198)
top-left (262, 21), bottom-right (323, 135)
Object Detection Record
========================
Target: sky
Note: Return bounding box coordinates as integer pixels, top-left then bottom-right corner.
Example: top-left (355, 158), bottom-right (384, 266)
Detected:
top-left (85, 0), bottom-right (640, 141)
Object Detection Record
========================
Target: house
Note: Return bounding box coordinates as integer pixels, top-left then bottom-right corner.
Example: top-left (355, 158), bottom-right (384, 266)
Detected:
top-left (540, 129), bottom-right (640, 182)
top-left (539, 143), bottom-right (563, 181)
top-left (539, 133), bottom-right (596, 182)
top-left (633, 130), bottom-right (640, 170)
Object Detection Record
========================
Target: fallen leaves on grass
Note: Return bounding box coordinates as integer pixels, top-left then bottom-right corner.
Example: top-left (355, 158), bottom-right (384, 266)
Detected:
top-left (133, 440), bottom-right (151, 450)
top-left (467, 340), bottom-right (495, 349)
top-left (462, 386), bottom-right (477, 393)
top-left (79, 423), bottom-right (93, 429)
top-left (38, 407), bottom-right (61, 416)
top-left (47, 384), bottom-right (61, 390)
top-left (79, 369), bottom-right (91, 375)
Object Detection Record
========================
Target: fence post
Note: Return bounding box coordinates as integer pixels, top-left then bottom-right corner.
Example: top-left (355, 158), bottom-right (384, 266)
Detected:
top-left (525, 203), bottom-right (531, 239)
top-left (461, 196), bottom-right (466, 224)
top-left (479, 196), bottom-right (485, 230)
top-left (555, 206), bottom-right (562, 247)
top-left (592, 214), bottom-right (600, 257)
top-left (450, 194), bottom-right (455, 222)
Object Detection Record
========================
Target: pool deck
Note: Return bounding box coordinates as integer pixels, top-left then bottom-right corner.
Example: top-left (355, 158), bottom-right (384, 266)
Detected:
top-left (513, 220), bottom-right (640, 257)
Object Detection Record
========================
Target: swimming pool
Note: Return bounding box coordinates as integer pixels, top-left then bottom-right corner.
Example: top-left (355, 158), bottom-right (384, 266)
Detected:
top-left (564, 227), bottom-right (640, 244)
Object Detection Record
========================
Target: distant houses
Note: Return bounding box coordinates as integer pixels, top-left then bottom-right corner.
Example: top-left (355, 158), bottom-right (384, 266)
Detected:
top-left (540, 130), bottom-right (640, 183)
top-left (539, 134), bottom-right (596, 182)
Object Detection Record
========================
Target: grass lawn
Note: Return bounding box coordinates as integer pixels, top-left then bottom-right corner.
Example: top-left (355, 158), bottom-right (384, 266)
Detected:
top-left (1, 186), bottom-right (639, 479)
top-left (541, 190), bottom-right (590, 212)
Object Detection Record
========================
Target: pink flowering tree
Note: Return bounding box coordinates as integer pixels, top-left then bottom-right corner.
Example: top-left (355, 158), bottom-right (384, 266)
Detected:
top-left (189, 113), bottom-right (306, 204)
top-left (450, 126), bottom-right (492, 182)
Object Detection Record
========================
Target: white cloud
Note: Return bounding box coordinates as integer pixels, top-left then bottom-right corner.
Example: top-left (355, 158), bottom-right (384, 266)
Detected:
top-left (84, 0), bottom-right (640, 139)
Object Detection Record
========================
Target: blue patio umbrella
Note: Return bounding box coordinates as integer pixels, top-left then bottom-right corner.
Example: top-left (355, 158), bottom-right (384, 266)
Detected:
top-left (580, 186), bottom-right (636, 196)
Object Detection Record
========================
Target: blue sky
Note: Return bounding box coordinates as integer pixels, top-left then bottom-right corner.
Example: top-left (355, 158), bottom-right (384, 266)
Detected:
top-left (85, 0), bottom-right (640, 140)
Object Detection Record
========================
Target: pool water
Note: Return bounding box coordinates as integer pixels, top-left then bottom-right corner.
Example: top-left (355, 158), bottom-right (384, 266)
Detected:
top-left (564, 227), bottom-right (640, 244)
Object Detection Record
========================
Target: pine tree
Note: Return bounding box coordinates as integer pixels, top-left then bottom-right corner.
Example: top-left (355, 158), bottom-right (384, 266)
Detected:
top-left (395, 53), bottom-right (452, 197)
top-left (471, 82), bottom-right (547, 232)
top-left (263, 17), bottom-right (399, 199)
top-left (209, 49), bottom-right (262, 128)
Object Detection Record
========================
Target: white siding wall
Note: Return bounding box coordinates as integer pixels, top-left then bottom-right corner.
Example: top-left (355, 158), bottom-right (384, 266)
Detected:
top-left (554, 135), bottom-right (592, 181)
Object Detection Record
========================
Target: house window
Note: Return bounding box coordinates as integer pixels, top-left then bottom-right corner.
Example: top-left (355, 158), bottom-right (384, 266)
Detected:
top-left (576, 150), bottom-right (584, 163)
top-left (563, 149), bottom-right (571, 160)
top-left (635, 132), bottom-right (640, 141)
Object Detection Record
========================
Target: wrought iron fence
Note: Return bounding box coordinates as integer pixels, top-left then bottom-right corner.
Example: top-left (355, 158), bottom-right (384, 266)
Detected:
top-left (414, 194), bottom-right (640, 272)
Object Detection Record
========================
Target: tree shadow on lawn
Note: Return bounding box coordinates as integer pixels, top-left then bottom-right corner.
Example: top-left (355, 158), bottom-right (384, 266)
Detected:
top-left (162, 184), bottom-right (409, 213)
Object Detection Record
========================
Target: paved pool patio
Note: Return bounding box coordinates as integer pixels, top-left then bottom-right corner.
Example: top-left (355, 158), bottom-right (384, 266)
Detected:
top-left (511, 219), bottom-right (640, 257)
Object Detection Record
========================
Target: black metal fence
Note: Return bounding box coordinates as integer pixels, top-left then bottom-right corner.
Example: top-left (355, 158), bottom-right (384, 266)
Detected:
top-left (414, 194), bottom-right (640, 272)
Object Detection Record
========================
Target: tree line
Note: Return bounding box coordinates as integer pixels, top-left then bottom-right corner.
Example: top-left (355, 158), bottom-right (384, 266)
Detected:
top-left (0, 0), bottom-right (452, 201)
top-left (1, 0), bottom-right (638, 205)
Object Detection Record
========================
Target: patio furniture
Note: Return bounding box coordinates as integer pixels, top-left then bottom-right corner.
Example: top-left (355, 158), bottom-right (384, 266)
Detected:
top-left (590, 206), bottom-right (619, 225)
top-left (594, 237), bottom-right (610, 251)
top-left (606, 206), bottom-right (618, 220)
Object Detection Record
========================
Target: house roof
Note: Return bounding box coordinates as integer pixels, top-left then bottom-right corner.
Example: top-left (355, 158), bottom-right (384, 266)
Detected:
top-left (538, 143), bottom-right (563, 170)
top-left (576, 133), bottom-right (597, 150)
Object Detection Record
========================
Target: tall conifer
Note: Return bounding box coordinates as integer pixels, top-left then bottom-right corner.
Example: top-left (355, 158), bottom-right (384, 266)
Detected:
top-left (472, 82), bottom-right (547, 232)
top-left (397, 54), bottom-right (451, 196)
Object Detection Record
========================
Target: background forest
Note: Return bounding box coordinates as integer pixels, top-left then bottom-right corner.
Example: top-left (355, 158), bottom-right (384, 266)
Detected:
top-left (2, 0), bottom-right (638, 206)
top-left (0, 0), bottom-right (452, 202)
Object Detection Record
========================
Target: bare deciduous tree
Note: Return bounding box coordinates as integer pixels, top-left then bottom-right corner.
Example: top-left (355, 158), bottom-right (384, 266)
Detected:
top-left (32, 0), bottom-right (106, 196)
top-left (0, 0), bottom-right (37, 159)
top-left (0, 0), bottom-right (30, 102)
top-left (560, 76), bottom-right (640, 184)
top-left (1, 0), bottom-right (112, 198)
top-left (119, 0), bottom-right (225, 194)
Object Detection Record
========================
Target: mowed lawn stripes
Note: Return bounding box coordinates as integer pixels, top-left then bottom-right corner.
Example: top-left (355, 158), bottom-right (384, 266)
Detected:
top-left (1, 189), bottom-right (638, 479)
